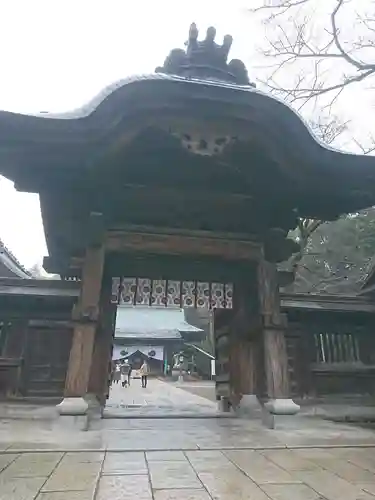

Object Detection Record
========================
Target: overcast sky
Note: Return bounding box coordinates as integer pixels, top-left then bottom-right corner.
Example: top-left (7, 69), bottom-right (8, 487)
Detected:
top-left (0, 0), bottom-right (373, 269)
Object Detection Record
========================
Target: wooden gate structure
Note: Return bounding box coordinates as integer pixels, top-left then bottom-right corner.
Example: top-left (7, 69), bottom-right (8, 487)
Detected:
top-left (1, 24), bottom-right (375, 420)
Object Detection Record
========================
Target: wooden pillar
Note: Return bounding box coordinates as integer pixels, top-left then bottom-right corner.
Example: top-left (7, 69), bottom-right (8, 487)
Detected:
top-left (88, 275), bottom-right (117, 405)
top-left (257, 259), bottom-right (290, 400)
top-left (64, 244), bottom-right (105, 398)
top-left (213, 309), bottom-right (233, 411)
top-left (237, 340), bottom-right (257, 395)
top-left (230, 276), bottom-right (261, 395)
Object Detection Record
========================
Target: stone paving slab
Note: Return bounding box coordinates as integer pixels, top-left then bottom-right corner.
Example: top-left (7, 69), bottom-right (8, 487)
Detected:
top-left (148, 460), bottom-right (202, 489)
top-left (0, 453), bottom-right (18, 472)
top-left (153, 490), bottom-right (212, 500)
top-left (0, 475), bottom-right (46, 500)
top-left (2, 452), bottom-right (62, 479)
top-left (102, 451), bottom-right (147, 475)
top-left (96, 474), bottom-right (152, 500)
top-left (2, 448), bottom-right (375, 499)
top-left (225, 449), bottom-right (302, 484)
top-left (41, 461), bottom-right (100, 493)
top-left (261, 483), bottom-right (323, 500)
top-left (147, 451), bottom-right (187, 461)
top-left (36, 492), bottom-right (94, 500)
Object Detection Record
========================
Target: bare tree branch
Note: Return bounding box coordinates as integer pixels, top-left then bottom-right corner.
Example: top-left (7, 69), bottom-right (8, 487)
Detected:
top-left (253, 0), bottom-right (375, 106)
top-left (353, 135), bottom-right (375, 155)
top-left (330, 0), bottom-right (375, 70)
top-left (251, 0), bottom-right (310, 17)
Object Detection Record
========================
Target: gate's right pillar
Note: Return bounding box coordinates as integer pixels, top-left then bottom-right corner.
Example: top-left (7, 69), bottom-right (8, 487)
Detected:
top-left (257, 259), bottom-right (300, 417)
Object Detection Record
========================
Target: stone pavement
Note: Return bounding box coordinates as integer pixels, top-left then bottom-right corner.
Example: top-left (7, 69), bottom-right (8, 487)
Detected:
top-left (175, 380), bottom-right (217, 403)
top-left (2, 379), bottom-right (375, 497)
top-left (104, 378), bottom-right (221, 418)
top-left (3, 447), bottom-right (375, 499)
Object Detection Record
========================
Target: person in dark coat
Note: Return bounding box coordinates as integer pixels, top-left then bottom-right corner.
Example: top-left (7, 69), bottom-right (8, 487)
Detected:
top-left (127, 361), bottom-right (133, 386)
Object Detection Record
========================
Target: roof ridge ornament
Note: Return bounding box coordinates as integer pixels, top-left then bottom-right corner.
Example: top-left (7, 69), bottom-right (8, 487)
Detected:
top-left (156, 23), bottom-right (255, 86)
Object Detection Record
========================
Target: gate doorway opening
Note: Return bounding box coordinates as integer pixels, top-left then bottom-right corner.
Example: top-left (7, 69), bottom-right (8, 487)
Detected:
top-left (104, 277), bottom-right (236, 418)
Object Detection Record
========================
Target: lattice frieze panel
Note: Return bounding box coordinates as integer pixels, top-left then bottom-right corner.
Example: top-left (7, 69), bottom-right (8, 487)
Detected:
top-left (211, 283), bottom-right (225, 309)
top-left (196, 282), bottom-right (210, 309)
top-left (120, 278), bottom-right (137, 305)
top-left (136, 278), bottom-right (152, 306)
top-left (112, 277), bottom-right (233, 309)
top-left (224, 283), bottom-right (233, 309)
top-left (181, 281), bottom-right (196, 308)
top-left (151, 279), bottom-right (167, 306)
top-left (111, 277), bottom-right (121, 304)
top-left (167, 281), bottom-right (181, 307)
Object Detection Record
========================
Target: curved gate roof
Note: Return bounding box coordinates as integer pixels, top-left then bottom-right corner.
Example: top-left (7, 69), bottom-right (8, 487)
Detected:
top-left (0, 24), bottom-right (374, 271)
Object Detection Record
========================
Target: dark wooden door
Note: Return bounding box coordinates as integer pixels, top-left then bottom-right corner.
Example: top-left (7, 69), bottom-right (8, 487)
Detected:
top-left (24, 323), bottom-right (72, 397)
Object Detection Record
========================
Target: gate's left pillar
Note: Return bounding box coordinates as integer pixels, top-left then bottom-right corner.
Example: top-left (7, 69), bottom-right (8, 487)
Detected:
top-left (88, 275), bottom-right (117, 409)
top-left (56, 243), bottom-right (105, 430)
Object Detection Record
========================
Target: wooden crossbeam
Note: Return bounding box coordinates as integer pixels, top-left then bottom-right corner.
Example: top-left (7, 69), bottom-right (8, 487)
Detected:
top-left (107, 230), bottom-right (262, 261)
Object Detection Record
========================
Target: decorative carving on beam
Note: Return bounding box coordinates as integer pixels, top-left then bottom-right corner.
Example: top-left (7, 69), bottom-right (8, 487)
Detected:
top-left (156, 23), bottom-right (254, 86)
top-left (171, 131), bottom-right (237, 157)
top-left (113, 277), bottom-right (233, 309)
top-left (107, 231), bottom-right (262, 261)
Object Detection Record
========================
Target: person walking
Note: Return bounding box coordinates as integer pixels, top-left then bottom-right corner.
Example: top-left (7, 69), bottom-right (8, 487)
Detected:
top-left (126, 359), bottom-right (132, 386)
top-left (120, 361), bottom-right (130, 388)
top-left (140, 360), bottom-right (150, 388)
top-left (113, 363), bottom-right (121, 385)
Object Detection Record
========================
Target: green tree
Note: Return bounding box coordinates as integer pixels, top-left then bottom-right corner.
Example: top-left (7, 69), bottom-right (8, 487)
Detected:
top-left (286, 208), bottom-right (375, 293)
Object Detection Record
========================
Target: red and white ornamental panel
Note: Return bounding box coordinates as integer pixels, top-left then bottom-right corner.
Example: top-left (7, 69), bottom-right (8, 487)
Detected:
top-left (111, 277), bottom-right (233, 309)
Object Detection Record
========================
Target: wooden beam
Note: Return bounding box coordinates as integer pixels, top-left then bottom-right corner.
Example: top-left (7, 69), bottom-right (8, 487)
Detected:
top-left (257, 259), bottom-right (290, 399)
top-left (64, 243), bottom-right (105, 398)
top-left (107, 230), bottom-right (262, 261)
top-left (110, 224), bottom-right (258, 241)
top-left (44, 225), bottom-right (262, 275)
top-left (104, 252), bottom-right (252, 283)
top-left (43, 255), bottom-right (82, 275)
top-left (113, 183), bottom-right (254, 204)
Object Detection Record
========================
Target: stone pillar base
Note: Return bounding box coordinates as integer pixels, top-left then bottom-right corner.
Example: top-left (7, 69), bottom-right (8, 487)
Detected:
top-left (235, 394), bottom-right (262, 418)
top-left (56, 414), bottom-right (89, 431)
top-left (262, 398), bottom-right (300, 429)
top-left (56, 397), bottom-right (89, 431)
top-left (84, 393), bottom-right (103, 420)
top-left (264, 398), bottom-right (300, 415)
top-left (217, 397), bottom-right (231, 413)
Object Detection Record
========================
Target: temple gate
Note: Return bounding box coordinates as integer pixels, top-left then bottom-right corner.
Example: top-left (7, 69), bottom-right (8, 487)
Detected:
top-left (1, 24), bottom-right (375, 426)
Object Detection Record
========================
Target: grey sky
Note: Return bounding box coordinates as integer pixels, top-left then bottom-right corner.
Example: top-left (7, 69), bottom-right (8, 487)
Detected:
top-left (0, 0), bottom-right (372, 269)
